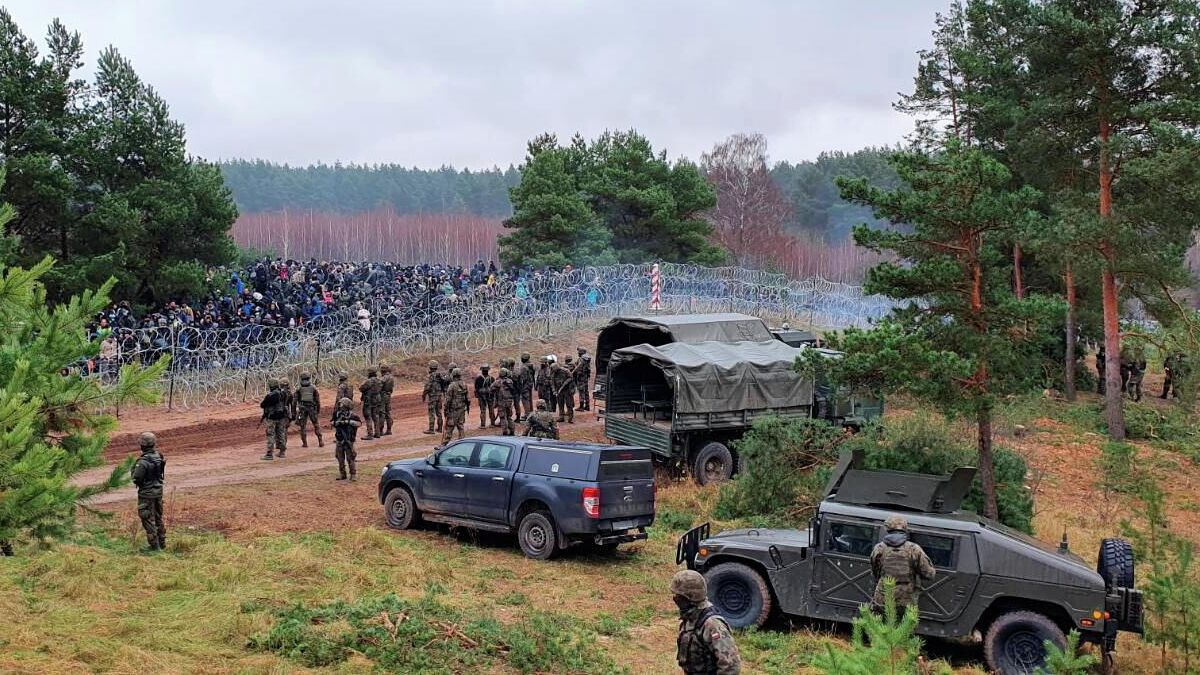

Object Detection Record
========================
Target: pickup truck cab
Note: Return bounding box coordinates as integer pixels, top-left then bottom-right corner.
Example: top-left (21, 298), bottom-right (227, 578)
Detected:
top-left (379, 436), bottom-right (656, 560)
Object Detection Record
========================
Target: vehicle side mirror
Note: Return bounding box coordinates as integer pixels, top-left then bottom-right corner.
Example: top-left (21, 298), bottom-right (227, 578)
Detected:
top-left (426, 453), bottom-right (436, 466)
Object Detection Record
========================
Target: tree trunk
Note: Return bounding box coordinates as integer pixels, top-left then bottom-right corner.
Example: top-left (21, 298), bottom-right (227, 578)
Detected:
top-left (1098, 114), bottom-right (1124, 439)
top-left (1013, 243), bottom-right (1024, 300)
top-left (1064, 263), bottom-right (1077, 402)
top-left (977, 406), bottom-right (999, 520)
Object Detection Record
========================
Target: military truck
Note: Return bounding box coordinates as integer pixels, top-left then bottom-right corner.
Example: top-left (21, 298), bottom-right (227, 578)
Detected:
top-left (603, 339), bottom-right (882, 484)
top-left (676, 451), bottom-right (1143, 673)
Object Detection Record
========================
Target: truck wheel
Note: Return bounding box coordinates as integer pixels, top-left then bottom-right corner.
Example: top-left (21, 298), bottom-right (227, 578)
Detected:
top-left (693, 442), bottom-right (733, 485)
top-left (704, 562), bottom-right (772, 629)
top-left (384, 487), bottom-right (418, 530)
top-left (1097, 538), bottom-right (1135, 589)
top-left (517, 511), bottom-right (558, 560)
top-left (984, 611), bottom-right (1065, 674)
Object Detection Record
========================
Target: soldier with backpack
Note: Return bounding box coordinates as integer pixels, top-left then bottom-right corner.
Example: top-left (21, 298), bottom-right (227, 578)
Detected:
top-left (672, 570), bottom-right (741, 674)
top-left (294, 373), bottom-right (324, 448)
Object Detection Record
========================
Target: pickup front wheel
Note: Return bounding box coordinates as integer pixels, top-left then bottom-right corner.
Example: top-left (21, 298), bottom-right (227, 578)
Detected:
top-left (517, 511), bottom-right (558, 560)
top-left (384, 487), bottom-right (418, 530)
top-left (704, 562), bottom-right (772, 628)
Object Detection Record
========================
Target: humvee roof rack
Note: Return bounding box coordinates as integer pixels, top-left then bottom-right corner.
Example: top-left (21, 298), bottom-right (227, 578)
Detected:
top-left (823, 449), bottom-right (976, 514)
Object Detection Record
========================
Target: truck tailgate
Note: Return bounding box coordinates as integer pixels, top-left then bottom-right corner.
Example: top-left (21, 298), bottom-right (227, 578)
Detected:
top-left (597, 448), bottom-right (655, 522)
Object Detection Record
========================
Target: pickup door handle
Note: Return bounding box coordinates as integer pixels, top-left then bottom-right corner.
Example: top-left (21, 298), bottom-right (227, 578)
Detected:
top-left (453, 473), bottom-right (465, 478)
top-left (492, 476), bottom-right (505, 481)
top-left (415, 471), bottom-right (424, 477)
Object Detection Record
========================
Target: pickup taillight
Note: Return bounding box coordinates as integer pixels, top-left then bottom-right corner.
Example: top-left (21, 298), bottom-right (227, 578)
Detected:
top-left (582, 487), bottom-right (600, 518)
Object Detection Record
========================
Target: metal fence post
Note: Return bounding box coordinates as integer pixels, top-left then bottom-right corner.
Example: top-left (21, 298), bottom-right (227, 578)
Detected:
top-left (315, 335), bottom-right (323, 377)
top-left (167, 324), bottom-right (178, 411)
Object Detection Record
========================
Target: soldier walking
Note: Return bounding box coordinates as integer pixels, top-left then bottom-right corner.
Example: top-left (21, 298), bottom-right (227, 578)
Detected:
top-left (132, 432), bottom-right (167, 552)
top-left (494, 367), bottom-right (517, 436)
top-left (359, 367), bottom-right (381, 440)
top-left (379, 364), bottom-right (395, 435)
top-left (442, 368), bottom-right (470, 443)
top-left (474, 364), bottom-right (496, 428)
top-left (515, 352), bottom-right (534, 421)
top-left (260, 378), bottom-right (290, 460)
top-left (536, 356), bottom-right (556, 413)
top-left (523, 400), bottom-right (559, 440)
top-left (574, 347), bottom-right (592, 411)
top-left (553, 356), bottom-right (575, 424)
top-left (280, 376), bottom-right (296, 443)
top-left (672, 570), bottom-right (741, 675)
top-left (294, 373), bottom-right (324, 448)
top-left (422, 360), bottom-right (445, 434)
top-left (336, 371), bottom-right (354, 403)
top-left (331, 397), bottom-right (361, 481)
top-left (870, 516), bottom-right (936, 611)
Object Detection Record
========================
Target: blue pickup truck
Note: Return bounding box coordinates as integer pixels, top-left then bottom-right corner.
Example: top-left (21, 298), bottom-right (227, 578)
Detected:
top-left (378, 436), bottom-right (656, 559)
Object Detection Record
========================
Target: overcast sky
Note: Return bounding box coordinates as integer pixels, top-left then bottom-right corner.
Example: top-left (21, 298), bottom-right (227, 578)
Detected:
top-left (7, 1), bottom-right (949, 169)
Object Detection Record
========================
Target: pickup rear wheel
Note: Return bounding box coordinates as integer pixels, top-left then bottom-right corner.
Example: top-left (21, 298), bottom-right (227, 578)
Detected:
top-left (693, 442), bottom-right (733, 486)
top-left (517, 511), bottom-right (558, 560)
top-left (704, 562), bottom-right (772, 629)
top-left (984, 610), bottom-right (1065, 674)
top-left (384, 487), bottom-right (418, 530)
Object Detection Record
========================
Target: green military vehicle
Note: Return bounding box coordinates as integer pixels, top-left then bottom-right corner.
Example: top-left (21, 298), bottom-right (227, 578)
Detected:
top-left (676, 451), bottom-right (1143, 673)
top-left (602, 337), bottom-right (882, 484)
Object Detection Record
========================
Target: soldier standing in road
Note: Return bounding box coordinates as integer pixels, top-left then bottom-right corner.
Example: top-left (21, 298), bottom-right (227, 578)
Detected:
top-left (442, 368), bottom-right (470, 443)
top-left (474, 364), bottom-right (496, 428)
top-left (553, 356), bottom-right (575, 424)
top-left (870, 515), bottom-right (936, 611)
top-left (422, 360), bottom-right (445, 435)
top-left (294, 372), bottom-right (324, 448)
top-left (672, 570), bottom-right (741, 675)
top-left (331, 397), bottom-right (361, 481)
top-left (336, 371), bottom-right (354, 404)
top-left (536, 356), bottom-right (555, 413)
top-left (260, 378), bottom-right (290, 460)
top-left (379, 364), bottom-right (395, 436)
top-left (523, 400), bottom-right (559, 439)
top-left (359, 367), bottom-right (381, 440)
top-left (131, 432), bottom-right (167, 552)
top-left (515, 352), bottom-right (534, 421)
top-left (280, 376), bottom-right (296, 443)
top-left (574, 347), bottom-right (592, 412)
top-left (494, 367), bottom-right (517, 436)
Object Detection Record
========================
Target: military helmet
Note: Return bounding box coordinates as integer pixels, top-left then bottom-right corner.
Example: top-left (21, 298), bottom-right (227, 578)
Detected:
top-left (500, 367), bottom-right (511, 378)
top-left (380, 364), bottom-right (392, 373)
top-left (521, 352), bottom-right (531, 361)
top-left (565, 355), bottom-right (574, 363)
top-left (428, 360), bottom-right (440, 370)
top-left (451, 368), bottom-right (462, 379)
top-left (885, 515), bottom-right (909, 532)
top-left (577, 346), bottom-right (587, 355)
top-left (139, 431), bottom-right (157, 449)
top-left (281, 377), bottom-right (290, 386)
top-left (670, 570), bottom-right (707, 603)
top-left (448, 362), bottom-right (458, 370)
top-left (300, 372), bottom-right (311, 381)
top-left (267, 377), bottom-right (280, 389)
top-left (338, 397), bottom-right (353, 410)
top-left (540, 356), bottom-right (549, 364)
top-left (536, 400), bottom-right (548, 410)
top-left (367, 367), bottom-right (378, 377)
top-left (338, 371), bottom-right (348, 381)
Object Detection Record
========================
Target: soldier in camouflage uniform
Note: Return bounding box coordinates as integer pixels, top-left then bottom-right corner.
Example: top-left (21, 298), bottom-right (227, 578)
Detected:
top-left (131, 432), bottom-right (167, 551)
top-left (553, 356), bottom-right (575, 423)
top-left (280, 376), bottom-right (296, 443)
top-left (672, 570), bottom-right (741, 675)
top-left (574, 347), bottom-right (592, 411)
top-left (442, 368), bottom-right (470, 443)
top-left (359, 367), bottom-right (382, 440)
top-left (260, 378), bottom-right (290, 460)
top-left (294, 373), bottom-right (325, 448)
top-left (523, 400), bottom-right (559, 439)
top-left (493, 367), bottom-right (517, 436)
top-left (515, 352), bottom-right (534, 421)
top-left (535, 356), bottom-right (555, 413)
top-left (422, 360), bottom-right (445, 434)
top-left (379, 364), bottom-right (395, 435)
top-left (870, 515), bottom-right (936, 610)
top-left (336, 371), bottom-right (354, 404)
top-left (474, 364), bottom-right (496, 428)
top-left (331, 397), bottom-right (361, 481)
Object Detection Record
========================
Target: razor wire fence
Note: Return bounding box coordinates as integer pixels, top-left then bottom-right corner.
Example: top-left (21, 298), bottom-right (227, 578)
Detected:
top-left (88, 263), bottom-right (894, 410)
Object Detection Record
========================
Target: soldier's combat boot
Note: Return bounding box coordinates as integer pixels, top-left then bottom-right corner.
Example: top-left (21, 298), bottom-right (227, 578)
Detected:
top-left (384, 424), bottom-right (392, 436)
top-left (301, 433), bottom-right (308, 448)
top-left (277, 450), bottom-right (286, 459)
top-left (317, 433), bottom-right (325, 448)
top-left (336, 472), bottom-right (347, 481)
top-left (261, 452), bottom-right (274, 461)
top-left (349, 473), bottom-right (357, 482)
top-left (424, 428), bottom-right (436, 435)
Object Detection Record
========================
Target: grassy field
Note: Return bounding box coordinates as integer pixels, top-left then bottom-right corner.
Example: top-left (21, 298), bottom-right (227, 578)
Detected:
top-left (2, 393), bottom-right (1196, 674)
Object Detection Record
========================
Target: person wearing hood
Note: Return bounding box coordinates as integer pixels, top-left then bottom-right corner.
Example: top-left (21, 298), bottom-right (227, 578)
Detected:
top-left (870, 516), bottom-right (936, 611)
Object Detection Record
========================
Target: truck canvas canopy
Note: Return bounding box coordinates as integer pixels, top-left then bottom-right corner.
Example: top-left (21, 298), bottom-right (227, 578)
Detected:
top-left (595, 313), bottom-right (774, 377)
top-left (609, 340), bottom-right (814, 415)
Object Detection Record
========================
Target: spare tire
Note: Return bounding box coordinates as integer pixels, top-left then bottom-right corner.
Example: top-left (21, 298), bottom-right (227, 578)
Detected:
top-left (1097, 538), bottom-right (1135, 589)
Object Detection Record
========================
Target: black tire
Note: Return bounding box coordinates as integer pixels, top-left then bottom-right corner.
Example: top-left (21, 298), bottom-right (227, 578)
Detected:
top-left (984, 611), bottom-right (1066, 675)
top-left (517, 511), bottom-right (558, 560)
top-left (704, 562), bottom-right (772, 629)
top-left (1097, 538), bottom-right (1135, 589)
top-left (693, 442), bottom-right (734, 486)
top-left (384, 487), bottom-right (418, 530)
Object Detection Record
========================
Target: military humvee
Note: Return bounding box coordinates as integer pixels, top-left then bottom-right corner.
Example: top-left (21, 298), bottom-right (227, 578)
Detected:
top-left (676, 451), bottom-right (1143, 673)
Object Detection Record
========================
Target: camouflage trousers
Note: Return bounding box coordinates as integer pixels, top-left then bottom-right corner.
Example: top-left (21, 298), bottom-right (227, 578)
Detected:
top-left (478, 396), bottom-right (495, 427)
top-left (335, 440), bottom-right (357, 478)
top-left (297, 405), bottom-right (323, 446)
top-left (497, 400), bottom-right (515, 436)
top-left (137, 496), bottom-right (166, 549)
top-left (369, 404), bottom-right (385, 438)
top-left (265, 418), bottom-right (288, 454)
top-left (442, 407), bottom-right (467, 443)
top-left (557, 390), bottom-right (575, 423)
top-left (575, 378), bottom-right (590, 410)
top-left (427, 398), bottom-right (444, 432)
top-left (519, 388), bottom-right (534, 421)
top-left (381, 396), bottom-right (393, 433)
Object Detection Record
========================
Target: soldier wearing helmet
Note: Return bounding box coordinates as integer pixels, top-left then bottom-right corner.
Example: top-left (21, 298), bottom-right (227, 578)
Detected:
top-left (523, 399), bottom-right (559, 440)
top-left (131, 432), bottom-right (167, 551)
top-left (378, 364), bottom-right (395, 436)
top-left (493, 366), bottom-right (517, 436)
top-left (573, 346), bottom-right (592, 412)
top-left (422, 360), bottom-right (445, 435)
top-left (359, 367), bottom-right (382, 440)
top-left (552, 356), bottom-right (574, 424)
top-left (331, 397), bottom-right (362, 481)
top-left (259, 377), bottom-right (290, 460)
top-left (671, 570), bottom-right (741, 674)
top-left (474, 365), bottom-right (496, 429)
top-left (870, 515), bottom-right (936, 610)
top-left (535, 356), bottom-right (555, 415)
top-left (294, 372), bottom-right (324, 449)
top-left (336, 371), bottom-right (354, 404)
top-left (442, 367), bottom-right (470, 443)
top-left (514, 352), bottom-right (534, 421)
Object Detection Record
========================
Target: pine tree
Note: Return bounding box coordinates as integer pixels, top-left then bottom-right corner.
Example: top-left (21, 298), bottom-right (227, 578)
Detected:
top-left (0, 203), bottom-right (166, 553)
top-left (1035, 631), bottom-right (1098, 675)
top-left (810, 580), bottom-right (928, 675)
